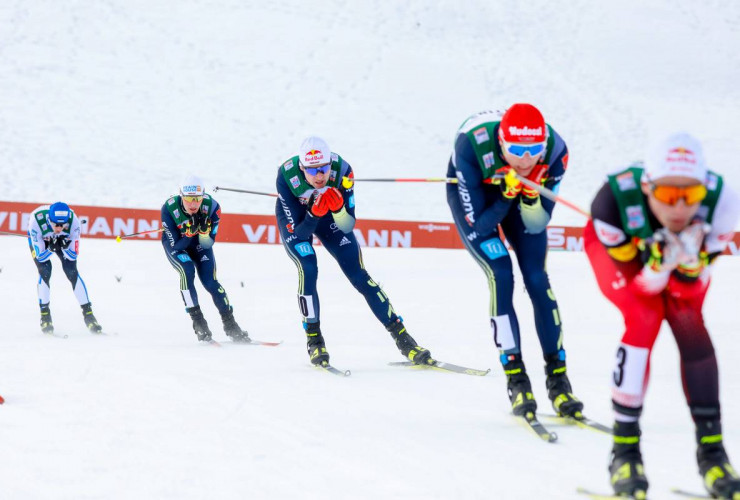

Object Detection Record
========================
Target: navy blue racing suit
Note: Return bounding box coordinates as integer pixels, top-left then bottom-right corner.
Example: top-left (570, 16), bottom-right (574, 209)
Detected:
top-left (161, 196), bottom-right (232, 314)
top-left (275, 159), bottom-right (400, 329)
top-left (446, 119), bottom-right (569, 366)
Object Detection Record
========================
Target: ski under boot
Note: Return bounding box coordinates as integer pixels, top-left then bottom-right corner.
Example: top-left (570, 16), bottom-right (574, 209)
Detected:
top-left (221, 309), bottom-right (250, 343)
top-left (386, 319), bottom-right (432, 365)
top-left (696, 418), bottom-right (740, 499)
top-left (81, 303), bottom-right (103, 333)
top-left (503, 354), bottom-right (537, 416)
top-left (187, 306), bottom-right (213, 342)
top-left (544, 350), bottom-right (584, 418)
top-left (609, 421), bottom-right (648, 499)
top-left (40, 304), bottom-right (54, 334)
top-left (305, 321), bottom-right (329, 366)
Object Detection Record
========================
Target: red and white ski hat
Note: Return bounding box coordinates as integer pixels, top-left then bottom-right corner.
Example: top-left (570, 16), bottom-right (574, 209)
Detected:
top-left (299, 136), bottom-right (331, 167)
top-left (499, 103), bottom-right (547, 144)
top-left (645, 132), bottom-right (707, 183)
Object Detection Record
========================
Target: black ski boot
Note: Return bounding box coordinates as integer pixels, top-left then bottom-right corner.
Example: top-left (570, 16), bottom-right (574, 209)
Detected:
top-left (81, 303), bottom-right (103, 333)
top-left (609, 420), bottom-right (648, 499)
top-left (40, 304), bottom-right (54, 334)
top-left (305, 321), bottom-right (329, 366)
top-left (386, 319), bottom-right (432, 365)
top-left (503, 354), bottom-right (537, 417)
top-left (544, 350), bottom-right (584, 418)
top-left (187, 306), bottom-right (212, 342)
top-left (221, 309), bottom-right (250, 343)
top-left (695, 418), bottom-right (740, 499)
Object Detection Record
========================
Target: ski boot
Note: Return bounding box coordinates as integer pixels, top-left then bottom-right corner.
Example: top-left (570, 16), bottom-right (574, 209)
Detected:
top-left (305, 321), bottom-right (329, 366)
top-left (386, 318), bottom-right (432, 365)
top-left (40, 304), bottom-right (54, 334)
top-left (609, 420), bottom-right (648, 499)
top-left (696, 418), bottom-right (740, 499)
top-left (221, 309), bottom-right (250, 343)
top-left (187, 306), bottom-right (213, 342)
top-left (544, 350), bottom-right (584, 418)
top-left (502, 353), bottom-right (537, 416)
top-left (81, 303), bottom-right (103, 333)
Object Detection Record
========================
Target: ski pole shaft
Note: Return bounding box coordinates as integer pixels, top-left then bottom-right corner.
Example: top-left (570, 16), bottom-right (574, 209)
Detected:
top-left (116, 227), bottom-right (165, 243)
top-left (513, 173), bottom-right (591, 218)
top-left (0, 230), bottom-right (26, 237)
top-left (213, 186), bottom-right (278, 197)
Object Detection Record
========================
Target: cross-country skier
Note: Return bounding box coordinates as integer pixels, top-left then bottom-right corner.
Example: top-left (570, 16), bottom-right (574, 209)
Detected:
top-left (584, 132), bottom-right (740, 499)
top-left (275, 136), bottom-right (433, 368)
top-left (27, 202), bottom-right (103, 334)
top-left (161, 176), bottom-right (250, 343)
top-left (446, 104), bottom-right (583, 419)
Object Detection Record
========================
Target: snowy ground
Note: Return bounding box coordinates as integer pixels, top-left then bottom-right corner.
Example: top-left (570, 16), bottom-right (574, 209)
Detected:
top-left (1, 237), bottom-right (738, 499)
top-left (2, 1), bottom-right (740, 499)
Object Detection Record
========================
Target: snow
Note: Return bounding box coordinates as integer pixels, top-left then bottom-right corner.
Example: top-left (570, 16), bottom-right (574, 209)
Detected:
top-left (1, 1), bottom-right (739, 498)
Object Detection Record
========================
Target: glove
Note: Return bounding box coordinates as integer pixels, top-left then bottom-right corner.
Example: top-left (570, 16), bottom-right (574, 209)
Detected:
top-left (674, 222), bottom-right (711, 280)
top-left (194, 213), bottom-right (212, 235)
top-left (641, 229), bottom-right (682, 272)
top-left (521, 164), bottom-right (548, 200)
top-left (181, 219), bottom-right (198, 237)
top-left (492, 167), bottom-right (522, 200)
top-left (56, 235), bottom-right (71, 249)
top-left (307, 191), bottom-right (329, 218)
top-left (45, 238), bottom-right (60, 252)
top-left (322, 187), bottom-right (344, 213)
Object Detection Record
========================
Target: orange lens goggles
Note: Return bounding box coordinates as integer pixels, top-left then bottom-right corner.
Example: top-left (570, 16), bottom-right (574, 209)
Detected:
top-left (651, 183), bottom-right (707, 205)
top-left (182, 195), bottom-right (203, 203)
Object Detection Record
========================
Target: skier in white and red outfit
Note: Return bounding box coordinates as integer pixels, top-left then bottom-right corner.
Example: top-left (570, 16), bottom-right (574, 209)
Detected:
top-left (584, 132), bottom-right (740, 499)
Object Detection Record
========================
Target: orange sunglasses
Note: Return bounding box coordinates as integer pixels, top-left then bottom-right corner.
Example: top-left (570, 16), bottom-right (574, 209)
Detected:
top-left (650, 183), bottom-right (707, 205)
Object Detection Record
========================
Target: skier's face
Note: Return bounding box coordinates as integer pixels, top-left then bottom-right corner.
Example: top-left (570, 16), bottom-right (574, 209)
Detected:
top-left (181, 196), bottom-right (203, 215)
top-left (302, 163), bottom-right (331, 189)
top-left (500, 140), bottom-right (544, 176)
top-left (642, 177), bottom-right (704, 233)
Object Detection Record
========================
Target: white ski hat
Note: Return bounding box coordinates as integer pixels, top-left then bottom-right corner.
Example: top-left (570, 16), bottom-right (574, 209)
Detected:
top-left (645, 132), bottom-right (707, 183)
top-left (180, 175), bottom-right (206, 197)
top-left (299, 136), bottom-right (331, 167)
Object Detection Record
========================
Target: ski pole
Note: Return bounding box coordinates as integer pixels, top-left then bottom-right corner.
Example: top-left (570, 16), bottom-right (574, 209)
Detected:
top-left (213, 186), bottom-right (278, 197)
top-left (0, 230), bottom-right (26, 237)
top-left (116, 227), bottom-right (165, 243)
top-left (512, 172), bottom-right (591, 218)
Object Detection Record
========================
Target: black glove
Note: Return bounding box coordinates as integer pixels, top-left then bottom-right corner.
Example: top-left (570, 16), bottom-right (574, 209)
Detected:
top-left (47, 236), bottom-right (68, 252)
top-left (57, 235), bottom-right (71, 249)
top-left (193, 212), bottom-right (211, 235)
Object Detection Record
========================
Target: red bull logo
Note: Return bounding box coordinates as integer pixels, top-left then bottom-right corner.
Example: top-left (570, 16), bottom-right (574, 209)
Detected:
top-left (303, 149), bottom-right (325, 164)
top-left (666, 147), bottom-right (696, 164)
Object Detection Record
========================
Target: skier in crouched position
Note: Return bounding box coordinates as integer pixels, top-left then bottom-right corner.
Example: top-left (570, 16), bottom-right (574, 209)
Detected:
top-left (275, 136), bottom-right (433, 368)
top-left (446, 104), bottom-right (583, 419)
top-left (161, 176), bottom-right (250, 343)
top-left (27, 202), bottom-right (103, 334)
top-left (584, 133), bottom-right (740, 499)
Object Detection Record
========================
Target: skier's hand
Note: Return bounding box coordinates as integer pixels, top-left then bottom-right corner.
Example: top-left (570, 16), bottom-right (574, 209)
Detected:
top-left (493, 167), bottom-right (522, 200)
top-left (56, 235), bottom-right (71, 249)
top-left (182, 219), bottom-right (198, 237)
top-left (45, 238), bottom-right (59, 252)
top-left (307, 191), bottom-right (328, 217)
top-left (195, 214), bottom-right (212, 235)
top-left (521, 164), bottom-right (548, 200)
top-left (643, 229), bottom-right (682, 272)
top-left (322, 187), bottom-right (344, 213)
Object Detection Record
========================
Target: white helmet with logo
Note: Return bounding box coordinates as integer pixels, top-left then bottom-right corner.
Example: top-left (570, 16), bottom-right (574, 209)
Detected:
top-left (180, 175), bottom-right (206, 197)
top-left (299, 136), bottom-right (331, 167)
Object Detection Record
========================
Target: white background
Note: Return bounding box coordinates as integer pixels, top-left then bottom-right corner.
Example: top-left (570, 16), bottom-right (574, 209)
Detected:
top-left (1, 1), bottom-right (739, 498)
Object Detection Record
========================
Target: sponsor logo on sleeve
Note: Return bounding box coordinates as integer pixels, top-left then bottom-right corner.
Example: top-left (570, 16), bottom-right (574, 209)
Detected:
top-left (482, 152), bottom-right (494, 169)
top-left (473, 127), bottom-right (490, 144)
top-left (290, 176), bottom-right (301, 189)
top-left (594, 219), bottom-right (627, 246)
top-left (167, 197), bottom-right (176, 205)
top-left (283, 160), bottom-right (294, 171)
top-left (173, 209), bottom-right (181, 219)
top-left (626, 205), bottom-right (645, 229)
top-left (616, 172), bottom-right (637, 191)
